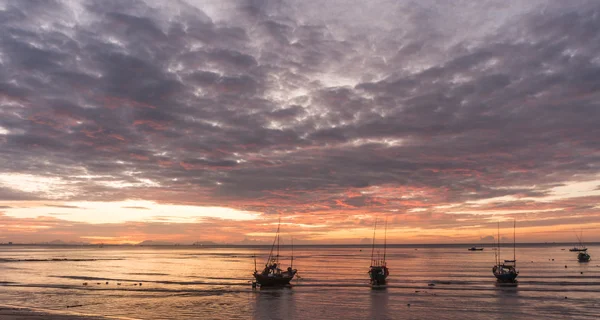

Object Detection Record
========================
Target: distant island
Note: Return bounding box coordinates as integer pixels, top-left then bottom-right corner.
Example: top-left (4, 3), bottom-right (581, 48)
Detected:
top-left (1, 241), bottom-right (599, 247)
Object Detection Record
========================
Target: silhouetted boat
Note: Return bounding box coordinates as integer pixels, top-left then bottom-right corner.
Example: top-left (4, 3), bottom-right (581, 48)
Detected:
top-left (492, 220), bottom-right (518, 283)
top-left (578, 252), bottom-right (591, 262)
top-left (253, 219), bottom-right (297, 287)
top-left (468, 247), bottom-right (484, 251)
top-left (569, 232), bottom-right (587, 252)
top-left (368, 218), bottom-right (389, 286)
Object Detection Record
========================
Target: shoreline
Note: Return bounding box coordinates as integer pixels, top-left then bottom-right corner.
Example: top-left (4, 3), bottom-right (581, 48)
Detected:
top-left (0, 305), bottom-right (131, 320)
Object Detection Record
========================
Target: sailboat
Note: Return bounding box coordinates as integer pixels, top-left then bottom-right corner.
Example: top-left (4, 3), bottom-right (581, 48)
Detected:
top-left (253, 219), bottom-right (297, 287)
top-left (368, 218), bottom-right (389, 286)
top-left (492, 220), bottom-right (518, 283)
top-left (468, 231), bottom-right (484, 250)
top-left (569, 232), bottom-right (588, 252)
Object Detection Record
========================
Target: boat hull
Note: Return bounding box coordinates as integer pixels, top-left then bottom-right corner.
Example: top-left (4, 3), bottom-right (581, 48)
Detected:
top-left (253, 270), bottom-right (296, 287)
top-left (494, 273), bottom-right (518, 283)
top-left (578, 253), bottom-right (591, 262)
top-left (369, 266), bottom-right (389, 285)
top-left (493, 265), bottom-right (518, 283)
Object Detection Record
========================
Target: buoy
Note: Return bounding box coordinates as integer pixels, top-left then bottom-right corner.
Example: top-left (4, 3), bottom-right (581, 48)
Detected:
top-left (139, 283), bottom-right (142, 286)
top-left (580, 272), bottom-right (583, 274)
top-left (552, 259), bottom-right (554, 261)
top-left (565, 296), bottom-right (568, 299)
top-left (83, 282), bottom-right (88, 286)
top-left (96, 283), bottom-right (101, 285)
top-left (117, 283), bottom-right (121, 285)
top-left (134, 283), bottom-right (138, 286)
top-left (407, 303), bottom-right (411, 307)
top-left (565, 265), bottom-right (568, 268)
top-left (105, 282), bottom-right (108, 285)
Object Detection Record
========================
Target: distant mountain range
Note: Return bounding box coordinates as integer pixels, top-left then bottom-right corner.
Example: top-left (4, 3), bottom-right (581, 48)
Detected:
top-left (43, 240), bottom-right (91, 245)
top-left (4, 239), bottom-right (592, 247)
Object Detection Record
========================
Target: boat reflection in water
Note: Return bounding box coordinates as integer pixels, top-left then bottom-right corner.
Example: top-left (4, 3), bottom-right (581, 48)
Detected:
top-left (254, 287), bottom-right (295, 319)
top-left (369, 286), bottom-right (390, 319)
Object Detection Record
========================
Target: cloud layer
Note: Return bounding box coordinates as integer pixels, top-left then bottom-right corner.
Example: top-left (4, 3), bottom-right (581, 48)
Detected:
top-left (1, 0), bottom-right (600, 243)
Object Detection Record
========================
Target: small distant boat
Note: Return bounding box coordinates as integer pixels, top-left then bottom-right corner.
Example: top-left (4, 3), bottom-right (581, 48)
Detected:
top-left (368, 218), bottom-right (389, 286)
top-left (492, 220), bottom-right (518, 283)
top-left (253, 219), bottom-right (297, 287)
top-left (569, 231), bottom-right (587, 252)
top-left (468, 247), bottom-right (484, 251)
top-left (578, 252), bottom-right (591, 262)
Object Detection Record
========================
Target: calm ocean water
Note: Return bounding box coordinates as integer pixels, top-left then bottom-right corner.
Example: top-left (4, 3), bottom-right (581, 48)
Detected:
top-left (1, 245), bottom-right (599, 319)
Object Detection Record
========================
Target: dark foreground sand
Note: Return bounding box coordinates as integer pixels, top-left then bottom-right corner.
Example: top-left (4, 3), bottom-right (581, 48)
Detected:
top-left (0, 306), bottom-right (112, 319)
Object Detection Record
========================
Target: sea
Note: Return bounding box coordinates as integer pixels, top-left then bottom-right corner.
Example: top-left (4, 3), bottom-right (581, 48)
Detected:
top-left (1, 244), bottom-right (599, 319)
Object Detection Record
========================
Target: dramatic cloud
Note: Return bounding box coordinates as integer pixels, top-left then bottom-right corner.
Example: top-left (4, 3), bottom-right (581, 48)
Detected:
top-left (1, 0), bottom-right (599, 243)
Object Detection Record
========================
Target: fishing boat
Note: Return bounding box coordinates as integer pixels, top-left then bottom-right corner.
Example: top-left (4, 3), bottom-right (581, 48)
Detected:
top-left (578, 251), bottom-right (591, 262)
top-left (368, 218), bottom-right (389, 286)
top-left (492, 220), bottom-right (518, 283)
top-left (253, 219), bottom-right (297, 287)
top-left (569, 232), bottom-right (587, 252)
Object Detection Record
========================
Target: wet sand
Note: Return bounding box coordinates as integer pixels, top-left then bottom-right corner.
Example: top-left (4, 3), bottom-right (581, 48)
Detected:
top-left (0, 306), bottom-right (108, 319)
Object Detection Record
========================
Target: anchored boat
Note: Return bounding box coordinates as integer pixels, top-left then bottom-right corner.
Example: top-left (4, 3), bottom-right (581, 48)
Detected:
top-left (368, 218), bottom-right (389, 286)
top-left (253, 219), bottom-right (297, 287)
top-left (492, 220), bottom-right (518, 283)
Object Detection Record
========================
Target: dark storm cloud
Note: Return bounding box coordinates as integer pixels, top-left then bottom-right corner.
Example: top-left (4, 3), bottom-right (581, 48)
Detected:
top-left (1, 0), bottom-right (599, 224)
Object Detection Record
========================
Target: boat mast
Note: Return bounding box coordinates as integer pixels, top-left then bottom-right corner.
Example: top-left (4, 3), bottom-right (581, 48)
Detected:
top-left (370, 218), bottom-right (378, 266)
top-left (383, 217), bottom-right (387, 265)
top-left (266, 217), bottom-right (281, 266)
top-left (276, 216), bottom-right (281, 265)
top-left (513, 219), bottom-right (516, 265)
top-left (291, 237), bottom-right (294, 269)
top-left (497, 221), bottom-right (500, 265)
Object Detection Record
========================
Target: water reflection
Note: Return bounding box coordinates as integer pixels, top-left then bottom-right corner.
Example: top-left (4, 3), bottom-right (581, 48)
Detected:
top-left (253, 287), bottom-right (295, 320)
top-left (369, 287), bottom-right (390, 320)
top-left (493, 284), bottom-right (521, 319)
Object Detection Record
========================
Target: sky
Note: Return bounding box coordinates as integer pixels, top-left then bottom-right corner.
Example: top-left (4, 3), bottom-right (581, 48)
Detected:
top-left (1, 0), bottom-right (600, 244)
